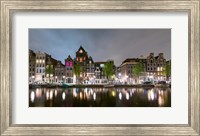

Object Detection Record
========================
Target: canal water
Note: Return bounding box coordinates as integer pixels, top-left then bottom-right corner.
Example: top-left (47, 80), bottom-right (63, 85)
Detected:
top-left (29, 87), bottom-right (171, 107)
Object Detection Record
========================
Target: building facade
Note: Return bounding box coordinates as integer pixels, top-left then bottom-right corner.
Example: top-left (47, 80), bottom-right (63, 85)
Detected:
top-left (65, 55), bottom-right (74, 83)
top-left (45, 55), bottom-right (57, 83)
top-left (146, 53), bottom-right (166, 81)
top-left (75, 46), bottom-right (88, 78)
top-left (118, 58), bottom-right (146, 84)
top-left (29, 49), bottom-right (36, 83)
top-left (94, 62), bottom-right (107, 84)
top-left (54, 61), bottom-right (65, 83)
top-left (35, 51), bottom-right (47, 83)
top-left (30, 46), bottom-right (169, 85)
top-left (85, 56), bottom-right (95, 84)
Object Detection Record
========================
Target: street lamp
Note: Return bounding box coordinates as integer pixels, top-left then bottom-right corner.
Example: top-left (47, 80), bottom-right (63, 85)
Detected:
top-left (31, 76), bottom-right (35, 83)
top-left (125, 75), bottom-right (128, 84)
top-left (62, 76), bottom-right (65, 83)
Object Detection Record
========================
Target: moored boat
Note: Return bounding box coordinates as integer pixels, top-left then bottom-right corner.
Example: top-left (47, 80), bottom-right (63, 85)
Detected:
top-left (154, 81), bottom-right (170, 88)
top-left (61, 83), bottom-right (73, 88)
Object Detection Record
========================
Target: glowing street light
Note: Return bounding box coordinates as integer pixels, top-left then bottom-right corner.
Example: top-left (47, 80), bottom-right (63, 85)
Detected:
top-left (62, 76), bottom-right (65, 83)
top-left (31, 76), bottom-right (35, 83)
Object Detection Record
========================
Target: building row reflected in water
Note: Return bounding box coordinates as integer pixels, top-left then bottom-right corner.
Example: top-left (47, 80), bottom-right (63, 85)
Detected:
top-left (30, 87), bottom-right (171, 107)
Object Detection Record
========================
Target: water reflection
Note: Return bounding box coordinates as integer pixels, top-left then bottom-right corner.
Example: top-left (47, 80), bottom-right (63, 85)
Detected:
top-left (54, 90), bottom-right (57, 97)
top-left (30, 91), bottom-right (35, 103)
top-left (119, 92), bottom-right (122, 100)
top-left (46, 91), bottom-right (49, 100)
top-left (62, 92), bottom-right (66, 100)
top-left (93, 92), bottom-right (96, 101)
top-left (29, 87), bottom-right (171, 107)
top-left (50, 90), bottom-right (53, 100)
top-left (126, 92), bottom-right (129, 100)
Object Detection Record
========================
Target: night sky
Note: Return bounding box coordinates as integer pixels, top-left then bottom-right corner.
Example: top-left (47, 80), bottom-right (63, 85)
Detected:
top-left (29, 29), bottom-right (171, 66)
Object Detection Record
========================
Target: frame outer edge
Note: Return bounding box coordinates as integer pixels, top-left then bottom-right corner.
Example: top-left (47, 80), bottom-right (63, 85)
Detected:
top-left (1, 1), bottom-right (11, 135)
top-left (194, 0), bottom-right (199, 134)
top-left (0, 0), bottom-right (200, 135)
top-left (190, 1), bottom-right (200, 135)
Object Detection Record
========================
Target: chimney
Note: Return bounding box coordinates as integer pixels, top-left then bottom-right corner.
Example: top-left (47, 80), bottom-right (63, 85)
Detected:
top-left (150, 53), bottom-right (154, 56)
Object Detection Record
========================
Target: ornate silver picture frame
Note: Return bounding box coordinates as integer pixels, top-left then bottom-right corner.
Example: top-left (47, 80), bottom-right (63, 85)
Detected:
top-left (0, 0), bottom-right (199, 135)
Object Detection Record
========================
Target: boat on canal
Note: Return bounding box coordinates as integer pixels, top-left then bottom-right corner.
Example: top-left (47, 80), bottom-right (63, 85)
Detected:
top-left (154, 81), bottom-right (170, 88)
top-left (61, 83), bottom-right (73, 88)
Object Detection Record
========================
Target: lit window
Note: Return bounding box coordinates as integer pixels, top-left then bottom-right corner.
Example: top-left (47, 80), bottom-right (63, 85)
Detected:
top-left (80, 58), bottom-right (82, 62)
top-left (70, 62), bottom-right (72, 66)
top-left (100, 64), bottom-right (104, 68)
top-left (79, 50), bottom-right (83, 53)
top-left (66, 62), bottom-right (69, 66)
